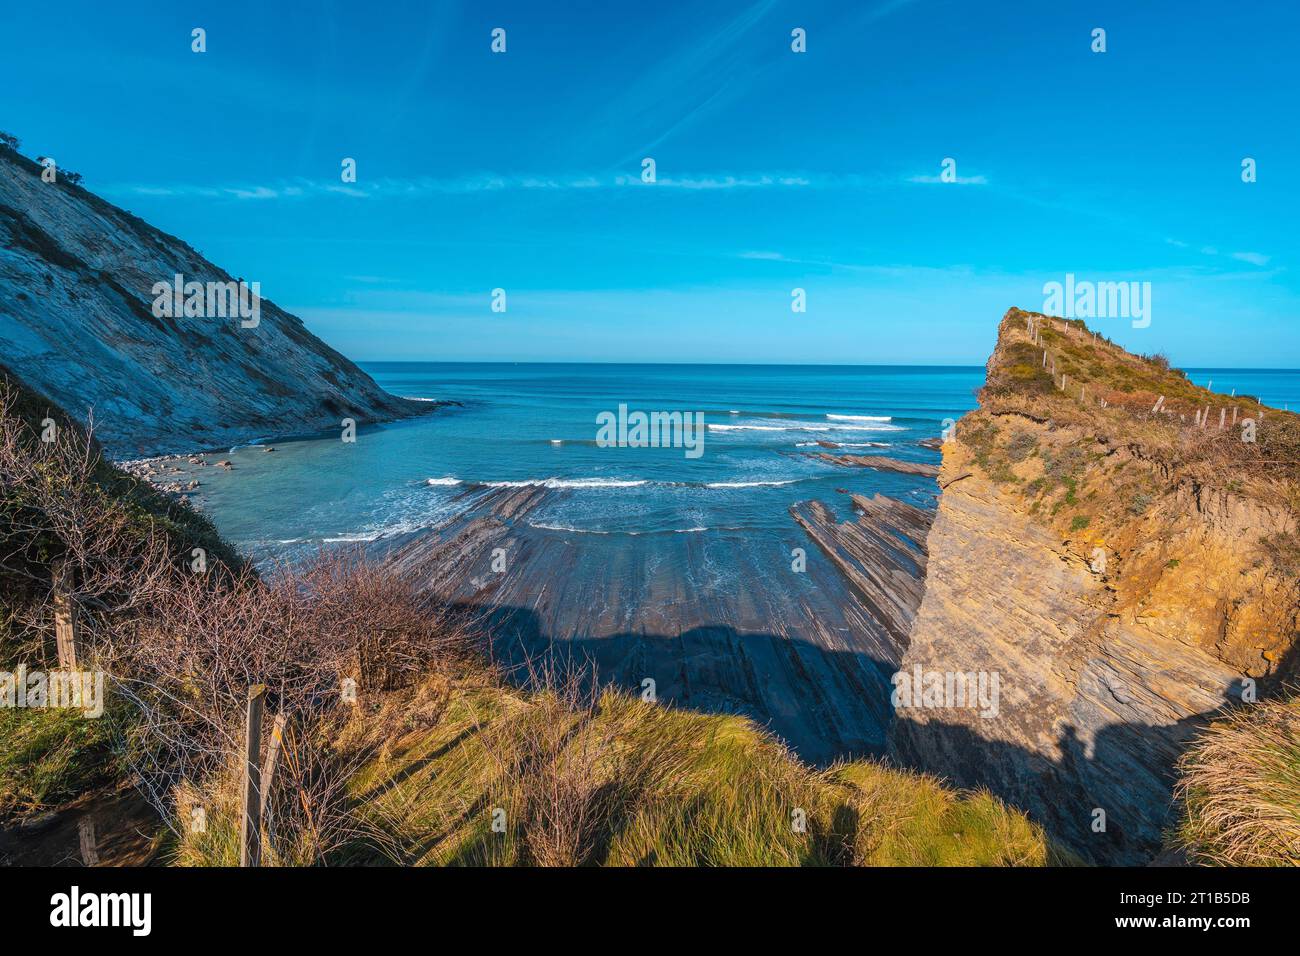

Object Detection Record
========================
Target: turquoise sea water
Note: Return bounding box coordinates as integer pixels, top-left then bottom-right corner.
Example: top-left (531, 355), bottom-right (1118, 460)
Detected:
top-left (190, 363), bottom-right (1300, 560)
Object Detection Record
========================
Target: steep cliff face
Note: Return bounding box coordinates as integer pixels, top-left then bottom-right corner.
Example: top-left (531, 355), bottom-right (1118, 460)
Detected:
top-left (890, 308), bottom-right (1300, 864)
top-left (0, 146), bottom-right (424, 456)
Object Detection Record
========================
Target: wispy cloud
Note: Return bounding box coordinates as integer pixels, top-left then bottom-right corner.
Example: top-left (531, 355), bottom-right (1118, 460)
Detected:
top-left (1163, 238), bottom-right (1275, 269)
top-left (104, 171), bottom-right (872, 201)
top-left (907, 173), bottom-right (989, 185)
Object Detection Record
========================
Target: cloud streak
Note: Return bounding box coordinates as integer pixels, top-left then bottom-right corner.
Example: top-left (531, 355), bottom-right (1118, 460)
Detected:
top-left (102, 171), bottom-right (893, 201)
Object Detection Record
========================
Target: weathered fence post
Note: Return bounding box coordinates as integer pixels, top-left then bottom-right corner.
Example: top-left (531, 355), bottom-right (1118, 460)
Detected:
top-left (53, 591), bottom-right (81, 671)
top-left (78, 818), bottom-right (99, 866)
top-left (240, 684), bottom-right (267, 867)
top-left (52, 559), bottom-right (81, 670)
top-left (259, 713), bottom-right (286, 818)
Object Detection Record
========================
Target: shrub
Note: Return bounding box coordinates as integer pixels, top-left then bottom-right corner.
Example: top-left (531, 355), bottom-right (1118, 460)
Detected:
top-left (1176, 699), bottom-right (1300, 866)
top-left (1005, 430), bottom-right (1038, 463)
top-left (1127, 491), bottom-right (1154, 515)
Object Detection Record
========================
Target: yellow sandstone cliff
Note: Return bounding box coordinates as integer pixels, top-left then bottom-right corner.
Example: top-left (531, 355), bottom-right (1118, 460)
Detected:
top-left (890, 308), bottom-right (1300, 864)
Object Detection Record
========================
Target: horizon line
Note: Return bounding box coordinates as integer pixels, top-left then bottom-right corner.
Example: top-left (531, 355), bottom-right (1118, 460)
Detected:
top-left (354, 359), bottom-right (1300, 372)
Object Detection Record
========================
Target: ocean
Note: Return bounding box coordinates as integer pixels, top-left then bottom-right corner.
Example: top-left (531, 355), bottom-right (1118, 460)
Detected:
top-left (194, 363), bottom-right (982, 557)
top-left (189, 363), bottom-right (1300, 559)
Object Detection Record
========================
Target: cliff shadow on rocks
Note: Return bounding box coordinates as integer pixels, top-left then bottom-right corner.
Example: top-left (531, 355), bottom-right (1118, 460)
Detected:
top-left (462, 602), bottom-right (903, 767)
top-left (891, 678), bottom-right (1246, 865)
top-left (460, 600), bottom-right (1250, 865)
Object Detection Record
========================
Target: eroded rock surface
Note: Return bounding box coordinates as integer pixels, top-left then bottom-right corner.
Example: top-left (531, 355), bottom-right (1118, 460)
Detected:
top-left (0, 149), bottom-right (427, 456)
top-left (380, 485), bottom-right (933, 762)
top-left (889, 309), bottom-right (1299, 864)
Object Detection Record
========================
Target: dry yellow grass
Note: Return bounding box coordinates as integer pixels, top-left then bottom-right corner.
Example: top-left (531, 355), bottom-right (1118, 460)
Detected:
top-left (1176, 698), bottom-right (1300, 866)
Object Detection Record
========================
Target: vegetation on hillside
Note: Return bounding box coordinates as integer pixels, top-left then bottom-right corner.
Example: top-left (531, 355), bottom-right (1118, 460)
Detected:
top-left (976, 308), bottom-right (1300, 508)
top-left (174, 671), bottom-right (1062, 867)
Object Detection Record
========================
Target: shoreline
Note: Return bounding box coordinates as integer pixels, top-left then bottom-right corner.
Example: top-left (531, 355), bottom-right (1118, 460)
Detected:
top-left (115, 399), bottom-right (460, 509)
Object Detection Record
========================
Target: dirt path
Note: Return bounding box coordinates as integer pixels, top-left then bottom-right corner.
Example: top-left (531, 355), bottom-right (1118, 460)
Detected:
top-left (0, 787), bottom-right (162, 866)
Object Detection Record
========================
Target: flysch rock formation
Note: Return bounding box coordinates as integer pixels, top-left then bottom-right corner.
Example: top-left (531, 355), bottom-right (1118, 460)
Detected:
top-left (379, 485), bottom-right (933, 763)
top-left (799, 451), bottom-right (941, 478)
top-left (890, 445), bottom-right (1240, 863)
top-left (0, 147), bottom-right (428, 456)
top-left (889, 308), bottom-right (1300, 865)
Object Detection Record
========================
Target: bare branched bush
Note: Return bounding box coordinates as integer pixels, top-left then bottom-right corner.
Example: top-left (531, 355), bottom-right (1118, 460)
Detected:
top-left (0, 388), bottom-right (471, 863)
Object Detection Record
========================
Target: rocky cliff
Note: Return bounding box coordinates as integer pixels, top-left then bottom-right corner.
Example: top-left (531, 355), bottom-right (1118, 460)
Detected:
top-left (0, 145), bottom-right (425, 456)
top-left (890, 308), bottom-right (1300, 864)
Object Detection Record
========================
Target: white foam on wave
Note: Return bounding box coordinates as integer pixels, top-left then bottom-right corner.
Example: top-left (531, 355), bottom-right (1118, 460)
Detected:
top-left (795, 440), bottom-right (891, 448)
top-left (529, 522), bottom-right (612, 534)
top-left (481, 477), bottom-right (650, 489)
top-left (228, 436), bottom-right (273, 452)
top-left (709, 423), bottom-right (811, 432)
top-left (710, 421), bottom-right (901, 433)
top-left (425, 476), bottom-right (463, 486)
top-left (323, 514), bottom-right (433, 543)
top-left (705, 479), bottom-right (800, 488)
top-left (827, 414), bottom-right (892, 422)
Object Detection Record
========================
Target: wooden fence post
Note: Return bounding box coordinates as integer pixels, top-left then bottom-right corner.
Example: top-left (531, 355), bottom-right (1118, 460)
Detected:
top-left (54, 592), bottom-right (81, 671)
top-left (240, 684), bottom-right (267, 867)
top-left (78, 818), bottom-right (99, 866)
top-left (259, 713), bottom-right (286, 818)
top-left (51, 559), bottom-right (82, 671)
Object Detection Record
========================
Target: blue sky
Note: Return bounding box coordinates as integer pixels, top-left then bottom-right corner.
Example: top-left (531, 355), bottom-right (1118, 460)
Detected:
top-left (2, 0), bottom-right (1296, 365)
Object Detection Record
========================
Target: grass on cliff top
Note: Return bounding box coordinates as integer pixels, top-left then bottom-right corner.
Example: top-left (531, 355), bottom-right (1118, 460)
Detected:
top-left (1176, 697), bottom-right (1300, 866)
top-left (977, 307), bottom-right (1300, 503)
top-left (174, 678), bottom-right (1066, 868)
